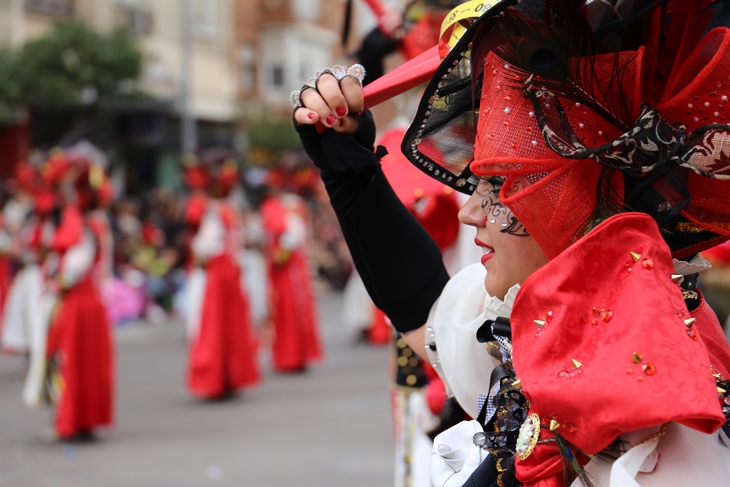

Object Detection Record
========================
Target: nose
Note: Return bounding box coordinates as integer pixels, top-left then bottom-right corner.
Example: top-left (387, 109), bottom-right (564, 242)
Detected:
top-left (458, 191), bottom-right (485, 227)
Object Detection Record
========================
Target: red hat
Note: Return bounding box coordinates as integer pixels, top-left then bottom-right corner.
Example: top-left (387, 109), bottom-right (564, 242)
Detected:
top-left (41, 150), bottom-right (73, 185)
top-left (403, 0), bottom-right (730, 260)
top-left (15, 163), bottom-right (37, 192)
top-left (212, 158), bottom-right (239, 197)
top-left (182, 153), bottom-right (211, 191)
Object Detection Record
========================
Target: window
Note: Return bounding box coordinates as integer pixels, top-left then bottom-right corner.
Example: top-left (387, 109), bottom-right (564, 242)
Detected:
top-left (271, 65), bottom-right (284, 88)
top-left (192, 0), bottom-right (219, 39)
top-left (114, 0), bottom-right (153, 36)
top-left (24, 0), bottom-right (74, 16)
top-left (239, 45), bottom-right (256, 93)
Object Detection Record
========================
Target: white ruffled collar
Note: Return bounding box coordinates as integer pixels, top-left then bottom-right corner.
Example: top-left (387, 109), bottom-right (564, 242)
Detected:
top-left (673, 253), bottom-right (712, 276)
top-left (484, 282), bottom-right (520, 320)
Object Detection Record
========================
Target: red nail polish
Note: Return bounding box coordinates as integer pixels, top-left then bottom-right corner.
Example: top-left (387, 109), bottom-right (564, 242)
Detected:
top-left (336, 105), bottom-right (347, 117)
top-left (325, 114), bottom-right (336, 126)
top-left (339, 118), bottom-right (344, 128)
top-left (307, 112), bottom-right (315, 120)
top-left (355, 110), bottom-right (363, 116)
top-left (315, 123), bottom-right (326, 134)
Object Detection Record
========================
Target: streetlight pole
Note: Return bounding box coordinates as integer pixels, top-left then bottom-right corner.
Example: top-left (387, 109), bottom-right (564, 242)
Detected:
top-left (180, 0), bottom-right (197, 154)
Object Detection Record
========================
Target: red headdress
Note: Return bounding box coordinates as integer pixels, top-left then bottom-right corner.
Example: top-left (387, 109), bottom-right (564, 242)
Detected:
top-left (41, 149), bottom-right (73, 186)
top-left (402, 0), bottom-right (730, 260)
top-left (73, 164), bottom-right (113, 211)
top-left (211, 158), bottom-right (239, 197)
top-left (182, 153), bottom-right (211, 191)
top-left (15, 162), bottom-right (37, 193)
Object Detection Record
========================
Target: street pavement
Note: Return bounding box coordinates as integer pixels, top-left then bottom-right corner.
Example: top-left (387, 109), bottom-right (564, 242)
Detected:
top-left (0, 291), bottom-right (394, 487)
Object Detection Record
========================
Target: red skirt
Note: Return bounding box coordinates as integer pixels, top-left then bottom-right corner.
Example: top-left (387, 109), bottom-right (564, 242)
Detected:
top-left (269, 252), bottom-right (323, 371)
top-left (188, 255), bottom-right (260, 397)
top-left (46, 277), bottom-right (113, 437)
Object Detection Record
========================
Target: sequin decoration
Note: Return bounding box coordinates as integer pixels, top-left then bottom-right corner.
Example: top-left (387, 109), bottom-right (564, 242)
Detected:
top-left (516, 414), bottom-right (540, 460)
top-left (473, 432), bottom-right (488, 449)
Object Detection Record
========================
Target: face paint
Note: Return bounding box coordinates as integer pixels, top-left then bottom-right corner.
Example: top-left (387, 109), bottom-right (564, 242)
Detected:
top-left (476, 177), bottom-right (529, 237)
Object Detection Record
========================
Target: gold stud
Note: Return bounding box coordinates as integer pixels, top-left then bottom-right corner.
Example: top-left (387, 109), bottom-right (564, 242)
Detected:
top-left (534, 320), bottom-right (545, 329)
top-left (549, 420), bottom-right (561, 431)
top-left (630, 252), bottom-right (641, 262)
top-left (718, 386), bottom-right (727, 394)
top-left (684, 318), bottom-right (696, 328)
top-left (571, 358), bottom-right (582, 369)
top-left (671, 274), bottom-right (683, 284)
top-left (511, 379), bottom-right (522, 389)
top-left (632, 352), bottom-right (642, 363)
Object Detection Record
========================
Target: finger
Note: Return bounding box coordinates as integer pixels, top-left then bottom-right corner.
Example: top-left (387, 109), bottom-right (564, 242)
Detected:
top-left (333, 115), bottom-right (359, 135)
top-left (293, 107), bottom-right (319, 125)
top-left (301, 88), bottom-right (338, 128)
top-left (340, 77), bottom-right (364, 115)
top-left (316, 74), bottom-right (349, 118)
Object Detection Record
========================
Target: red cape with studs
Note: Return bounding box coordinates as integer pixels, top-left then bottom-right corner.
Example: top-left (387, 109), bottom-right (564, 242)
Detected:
top-left (510, 212), bottom-right (729, 487)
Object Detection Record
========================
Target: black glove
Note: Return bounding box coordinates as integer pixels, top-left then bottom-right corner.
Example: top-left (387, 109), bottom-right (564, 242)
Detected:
top-left (295, 111), bottom-right (450, 333)
top-left (294, 110), bottom-right (379, 176)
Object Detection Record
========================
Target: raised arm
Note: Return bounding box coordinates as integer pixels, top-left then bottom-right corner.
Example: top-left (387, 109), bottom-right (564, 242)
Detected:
top-left (293, 71), bottom-right (449, 344)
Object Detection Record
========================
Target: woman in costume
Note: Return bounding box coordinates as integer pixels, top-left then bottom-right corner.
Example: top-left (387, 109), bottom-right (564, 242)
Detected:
top-left (260, 179), bottom-right (323, 373)
top-left (39, 156), bottom-right (114, 440)
top-left (291, 0), bottom-right (730, 485)
top-left (183, 156), bottom-right (260, 399)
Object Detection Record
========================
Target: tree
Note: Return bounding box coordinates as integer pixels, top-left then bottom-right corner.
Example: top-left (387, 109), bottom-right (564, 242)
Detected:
top-left (0, 22), bottom-right (144, 125)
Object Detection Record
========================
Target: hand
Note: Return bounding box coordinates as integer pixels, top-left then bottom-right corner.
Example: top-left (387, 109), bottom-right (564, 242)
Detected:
top-left (293, 73), bottom-right (364, 134)
top-left (293, 72), bottom-right (379, 176)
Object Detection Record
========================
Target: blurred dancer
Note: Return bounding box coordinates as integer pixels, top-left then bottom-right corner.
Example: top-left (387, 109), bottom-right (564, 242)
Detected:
top-left (183, 156), bottom-right (259, 399)
top-left (31, 152), bottom-right (114, 440)
top-left (347, 0), bottom-right (465, 85)
top-left (0, 163), bottom-right (37, 353)
top-left (260, 175), bottom-right (323, 372)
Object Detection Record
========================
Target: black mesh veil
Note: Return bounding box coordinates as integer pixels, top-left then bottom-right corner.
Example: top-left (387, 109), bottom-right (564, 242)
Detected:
top-left (401, 0), bottom-right (518, 195)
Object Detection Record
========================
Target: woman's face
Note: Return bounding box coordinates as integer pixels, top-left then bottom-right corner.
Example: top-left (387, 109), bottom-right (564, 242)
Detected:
top-left (458, 177), bottom-right (549, 300)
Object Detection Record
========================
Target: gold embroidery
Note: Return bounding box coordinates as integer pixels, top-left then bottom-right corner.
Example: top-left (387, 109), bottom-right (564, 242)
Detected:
top-left (676, 221), bottom-right (730, 233)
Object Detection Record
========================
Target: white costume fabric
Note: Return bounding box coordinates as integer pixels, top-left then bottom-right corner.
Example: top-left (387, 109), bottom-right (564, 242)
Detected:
top-left (424, 263), bottom-right (519, 487)
top-left (24, 232), bottom-right (96, 407)
top-left (239, 212), bottom-right (268, 327)
top-left (185, 209), bottom-right (225, 342)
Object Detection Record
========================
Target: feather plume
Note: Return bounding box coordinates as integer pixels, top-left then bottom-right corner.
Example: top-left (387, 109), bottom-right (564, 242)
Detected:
top-left (554, 432), bottom-right (596, 487)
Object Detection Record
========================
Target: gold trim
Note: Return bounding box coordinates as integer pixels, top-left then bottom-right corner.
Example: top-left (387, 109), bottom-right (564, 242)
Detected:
top-left (676, 221), bottom-right (730, 233)
top-left (636, 423), bottom-right (670, 446)
top-left (682, 290), bottom-right (699, 301)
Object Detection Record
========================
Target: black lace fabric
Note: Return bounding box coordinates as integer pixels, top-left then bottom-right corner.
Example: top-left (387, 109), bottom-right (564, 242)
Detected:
top-left (718, 379), bottom-right (730, 438)
top-left (464, 360), bottom-right (528, 487)
top-left (522, 90), bottom-right (730, 258)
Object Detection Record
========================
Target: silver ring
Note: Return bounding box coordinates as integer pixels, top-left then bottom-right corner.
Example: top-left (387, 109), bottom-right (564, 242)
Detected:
top-left (290, 64), bottom-right (367, 108)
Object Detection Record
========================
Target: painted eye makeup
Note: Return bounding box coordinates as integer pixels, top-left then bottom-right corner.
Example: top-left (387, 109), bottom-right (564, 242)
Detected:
top-left (478, 177), bottom-right (529, 237)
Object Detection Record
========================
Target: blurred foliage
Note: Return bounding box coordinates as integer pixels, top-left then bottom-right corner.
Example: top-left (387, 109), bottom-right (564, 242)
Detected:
top-left (0, 22), bottom-right (144, 125)
top-left (245, 118), bottom-right (302, 165)
top-left (0, 49), bottom-right (25, 125)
